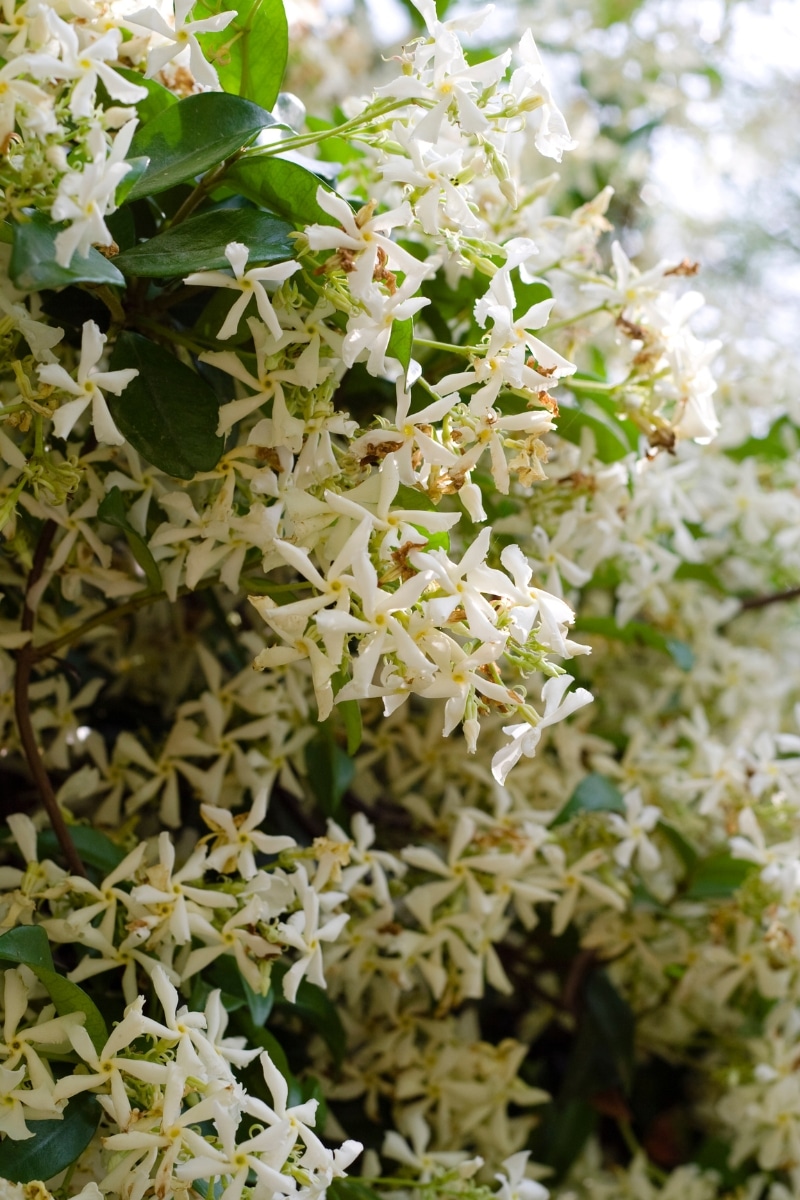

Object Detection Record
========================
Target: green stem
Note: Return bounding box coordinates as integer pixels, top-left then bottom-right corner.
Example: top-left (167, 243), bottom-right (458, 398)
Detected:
top-left (546, 303), bottom-right (609, 332)
top-left (566, 377), bottom-right (624, 392)
top-left (413, 337), bottom-right (483, 355)
top-left (242, 98), bottom-right (410, 161)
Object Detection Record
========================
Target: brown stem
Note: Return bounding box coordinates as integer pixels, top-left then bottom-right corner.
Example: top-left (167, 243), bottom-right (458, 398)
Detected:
top-left (738, 585), bottom-right (800, 612)
top-left (13, 520), bottom-right (86, 877)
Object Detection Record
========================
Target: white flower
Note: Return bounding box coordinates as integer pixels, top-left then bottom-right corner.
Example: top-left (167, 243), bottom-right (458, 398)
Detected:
top-left (38, 320), bottom-right (137, 445)
top-left (491, 674), bottom-right (593, 785)
top-left (126, 0), bottom-right (237, 89)
top-left (185, 242), bottom-right (301, 340)
top-left (51, 120), bottom-right (139, 267)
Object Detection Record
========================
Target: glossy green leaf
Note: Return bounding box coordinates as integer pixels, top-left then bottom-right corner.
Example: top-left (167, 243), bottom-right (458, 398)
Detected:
top-left (116, 67), bottom-right (177, 124)
top-left (0, 1092), bottom-right (100, 1184)
top-left (332, 669), bottom-right (362, 756)
top-left (552, 772), bottom-right (625, 827)
top-left (235, 1011), bottom-right (290, 1077)
top-left (226, 156), bottom-right (337, 227)
top-left (9, 212), bottom-right (125, 291)
top-left (115, 207), bottom-right (294, 277)
top-left (98, 486), bottom-right (162, 591)
top-left (556, 403), bottom-right (638, 463)
top-left (108, 332), bottom-right (224, 479)
top-left (0, 927), bottom-right (107, 1053)
top-left (386, 316), bottom-right (414, 381)
top-left (243, 975), bottom-right (274, 1025)
top-left (684, 853), bottom-right (751, 900)
top-left (272, 964), bottom-right (346, 1066)
top-left (115, 157), bottom-right (150, 209)
top-left (563, 969), bottom-right (635, 1098)
top-left (31, 966), bottom-right (108, 1052)
top-left (0, 925), bottom-right (54, 971)
top-left (196, 0), bottom-right (288, 110)
top-left (127, 92), bottom-right (274, 201)
top-left (38, 826), bottom-right (126, 875)
top-left (304, 722), bottom-right (355, 818)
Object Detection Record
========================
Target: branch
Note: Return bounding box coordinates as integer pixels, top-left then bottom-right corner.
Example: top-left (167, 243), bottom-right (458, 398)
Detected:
top-left (13, 519), bottom-right (87, 878)
top-left (738, 585), bottom-right (800, 612)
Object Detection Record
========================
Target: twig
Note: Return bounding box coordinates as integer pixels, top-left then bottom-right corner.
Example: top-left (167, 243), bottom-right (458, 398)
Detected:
top-left (13, 519), bottom-right (87, 877)
top-left (737, 585), bottom-right (800, 613)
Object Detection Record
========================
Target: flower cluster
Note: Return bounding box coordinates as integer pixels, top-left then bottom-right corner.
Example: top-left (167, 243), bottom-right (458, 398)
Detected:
top-left (2, 1), bottom-right (797, 1200)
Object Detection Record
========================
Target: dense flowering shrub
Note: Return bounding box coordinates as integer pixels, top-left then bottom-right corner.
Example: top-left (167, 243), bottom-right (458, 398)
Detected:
top-left (0, 2), bottom-right (798, 1200)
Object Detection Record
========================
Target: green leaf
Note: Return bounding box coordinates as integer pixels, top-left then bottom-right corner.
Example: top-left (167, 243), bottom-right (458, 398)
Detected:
top-left (556, 403), bottom-right (638, 463)
top-left (243, 975), bottom-right (274, 1025)
top-left (9, 212), bottom-right (125, 291)
top-left (115, 156), bottom-right (150, 207)
top-left (0, 928), bottom-right (107, 1053)
top-left (98, 486), bottom-right (162, 592)
top-left (196, 0), bottom-right (288, 110)
top-left (235, 1011), bottom-right (290, 1077)
top-left (272, 964), bottom-right (346, 1066)
top-left (115, 207), bottom-right (294, 277)
top-left (37, 826), bottom-right (126, 876)
top-left (0, 1092), bottom-right (100, 1184)
top-left (563, 969), bottom-right (635, 1098)
top-left (726, 415), bottom-right (799, 463)
top-left (574, 617), bottom-right (694, 671)
top-left (304, 722), bottom-right (355, 818)
top-left (328, 1180), bottom-right (384, 1200)
top-left (386, 316), bottom-right (414, 382)
top-left (552, 772), bottom-right (625, 827)
top-left (127, 92), bottom-right (274, 201)
top-left (226, 156), bottom-right (338, 226)
top-left (684, 853), bottom-right (752, 900)
top-left (0, 925), bottom-right (54, 971)
top-left (658, 821), bottom-right (699, 872)
top-left (108, 331), bottom-right (224, 479)
top-left (306, 115), bottom-right (364, 165)
top-left (528, 1098), bottom-right (596, 1183)
top-left (116, 67), bottom-right (177, 125)
top-left (31, 967), bottom-right (108, 1053)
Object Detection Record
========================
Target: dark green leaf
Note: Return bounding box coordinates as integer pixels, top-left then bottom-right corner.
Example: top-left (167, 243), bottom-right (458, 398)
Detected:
top-left (127, 92), bottom-right (274, 200)
top-left (304, 722), bottom-right (355, 818)
top-left (575, 617), bottom-right (694, 670)
top-left (684, 853), bottom-right (751, 900)
top-left (30, 967), bottom-right (108, 1052)
top-left (115, 207), bottom-right (294, 277)
top-left (272, 964), bottom-right (346, 1066)
top-left (726, 415), bottom-right (798, 463)
top-left (563, 969), bottom-right (635, 1098)
top-left (329, 1182), bottom-right (381, 1200)
top-left (556, 403), bottom-right (638, 463)
top-left (552, 772), bottom-right (625, 826)
top-left (331, 670), bottom-right (362, 756)
top-left (0, 925), bottom-right (54, 971)
top-left (196, 0), bottom-right (288, 110)
top-left (116, 67), bottom-right (177, 124)
top-left (115, 157), bottom-right (150, 207)
top-left (108, 331), bottom-right (224, 479)
top-left (0, 1092), bottom-right (100, 1183)
top-left (226, 156), bottom-right (338, 227)
top-left (528, 1098), bottom-right (596, 1183)
top-left (658, 821), bottom-right (699, 871)
top-left (243, 975), bottom-right (274, 1025)
top-left (386, 317), bottom-right (413, 381)
top-left (38, 826), bottom-right (126, 876)
top-left (9, 212), bottom-right (124, 291)
top-left (98, 486), bottom-right (162, 592)
top-left (235, 1011), bottom-right (290, 1077)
